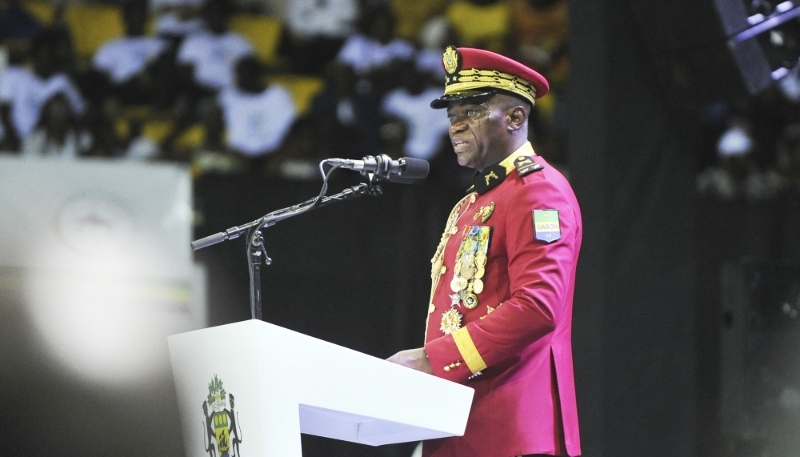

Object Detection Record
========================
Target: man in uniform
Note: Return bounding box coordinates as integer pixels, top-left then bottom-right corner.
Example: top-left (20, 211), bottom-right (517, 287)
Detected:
top-left (387, 46), bottom-right (582, 457)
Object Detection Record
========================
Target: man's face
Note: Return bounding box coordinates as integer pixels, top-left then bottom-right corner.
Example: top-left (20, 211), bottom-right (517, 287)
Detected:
top-left (446, 97), bottom-right (510, 170)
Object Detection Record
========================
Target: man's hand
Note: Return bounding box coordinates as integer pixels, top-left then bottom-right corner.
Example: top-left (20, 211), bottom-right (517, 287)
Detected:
top-left (386, 347), bottom-right (434, 375)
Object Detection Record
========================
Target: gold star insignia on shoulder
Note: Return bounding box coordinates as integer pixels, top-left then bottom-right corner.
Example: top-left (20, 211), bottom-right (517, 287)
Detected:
top-left (514, 155), bottom-right (544, 177)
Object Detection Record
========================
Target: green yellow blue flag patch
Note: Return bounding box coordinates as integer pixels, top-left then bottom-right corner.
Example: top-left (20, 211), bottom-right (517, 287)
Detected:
top-left (533, 209), bottom-right (561, 243)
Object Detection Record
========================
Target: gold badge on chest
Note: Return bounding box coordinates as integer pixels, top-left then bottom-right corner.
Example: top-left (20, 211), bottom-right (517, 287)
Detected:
top-left (440, 308), bottom-right (462, 335)
top-left (473, 202), bottom-right (495, 223)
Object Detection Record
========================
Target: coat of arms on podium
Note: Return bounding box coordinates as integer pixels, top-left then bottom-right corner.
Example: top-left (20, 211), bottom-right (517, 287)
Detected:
top-left (201, 375), bottom-right (243, 457)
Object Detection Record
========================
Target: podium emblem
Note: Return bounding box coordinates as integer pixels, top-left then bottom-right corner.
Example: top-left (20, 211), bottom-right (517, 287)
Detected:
top-left (202, 375), bottom-right (243, 457)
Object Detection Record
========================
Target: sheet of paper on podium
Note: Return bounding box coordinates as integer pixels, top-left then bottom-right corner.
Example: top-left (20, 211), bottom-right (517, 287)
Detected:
top-left (169, 320), bottom-right (474, 457)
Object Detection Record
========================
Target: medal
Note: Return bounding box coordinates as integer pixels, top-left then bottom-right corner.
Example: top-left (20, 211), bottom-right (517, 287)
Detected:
top-left (450, 276), bottom-right (467, 292)
top-left (428, 193), bottom-right (476, 340)
top-left (440, 308), bottom-right (462, 335)
top-left (450, 277), bottom-right (460, 292)
top-left (463, 293), bottom-right (479, 309)
top-left (451, 225), bottom-right (491, 306)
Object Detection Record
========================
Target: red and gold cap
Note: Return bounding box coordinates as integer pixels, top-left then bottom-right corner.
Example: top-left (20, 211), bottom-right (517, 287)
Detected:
top-left (430, 46), bottom-right (550, 109)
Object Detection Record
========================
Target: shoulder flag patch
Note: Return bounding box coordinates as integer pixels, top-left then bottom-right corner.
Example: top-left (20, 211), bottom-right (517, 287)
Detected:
top-left (514, 155), bottom-right (543, 177)
top-left (533, 209), bottom-right (561, 243)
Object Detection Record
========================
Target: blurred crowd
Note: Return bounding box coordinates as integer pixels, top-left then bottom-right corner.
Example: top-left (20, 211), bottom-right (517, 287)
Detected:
top-left (696, 70), bottom-right (800, 204)
top-left (0, 0), bottom-right (570, 184)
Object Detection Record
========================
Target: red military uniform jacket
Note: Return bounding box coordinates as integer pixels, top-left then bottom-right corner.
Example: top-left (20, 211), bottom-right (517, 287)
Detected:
top-left (423, 142), bottom-right (582, 457)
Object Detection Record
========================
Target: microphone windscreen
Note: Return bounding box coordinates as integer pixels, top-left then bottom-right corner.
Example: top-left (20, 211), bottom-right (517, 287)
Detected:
top-left (399, 158), bottom-right (430, 180)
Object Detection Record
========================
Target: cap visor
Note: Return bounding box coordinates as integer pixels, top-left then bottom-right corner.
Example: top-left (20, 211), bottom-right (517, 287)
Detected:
top-left (430, 89), bottom-right (497, 109)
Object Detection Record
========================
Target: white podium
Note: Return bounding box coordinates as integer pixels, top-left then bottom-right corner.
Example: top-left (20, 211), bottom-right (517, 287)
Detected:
top-left (168, 320), bottom-right (474, 457)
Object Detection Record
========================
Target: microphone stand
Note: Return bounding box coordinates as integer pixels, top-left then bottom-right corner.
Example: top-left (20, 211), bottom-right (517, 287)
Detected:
top-left (192, 177), bottom-right (384, 321)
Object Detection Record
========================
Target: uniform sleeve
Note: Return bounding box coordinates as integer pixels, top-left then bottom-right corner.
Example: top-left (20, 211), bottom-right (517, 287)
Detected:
top-left (426, 176), bottom-right (579, 382)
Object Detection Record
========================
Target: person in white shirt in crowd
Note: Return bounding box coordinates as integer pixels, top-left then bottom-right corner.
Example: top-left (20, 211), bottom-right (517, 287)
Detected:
top-left (281, 0), bottom-right (359, 74)
top-left (696, 116), bottom-right (785, 202)
top-left (335, 5), bottom-right (415, 93)
top-left (380, 55), bottom-right (451, 162)
top-left (152, 0), bottom-right (206, 41)
top-left (22, 93), bottom-right (92, 159)
top-left (123, 117), bottom-right (160, 160)
top-left (310, 61), bottom-right (382, 157)
top-left (185, 99), bottom-right (245, 174)
top-left (177, 0), bottom-right (254, 94)
top-left (415, 15), bottom-right (456, 83)
top-left (91, 0), bottom-right (169, 105)
top-left (161, 0), bottom-right (254, 153)
top-left (0, 30), bottom-right (85, 151)
top-left (217, 55), bottom-right (297, 169)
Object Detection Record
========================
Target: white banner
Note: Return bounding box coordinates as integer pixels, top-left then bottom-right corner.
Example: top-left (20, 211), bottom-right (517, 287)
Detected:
top-left (0, 155), bottom-right (193, 280)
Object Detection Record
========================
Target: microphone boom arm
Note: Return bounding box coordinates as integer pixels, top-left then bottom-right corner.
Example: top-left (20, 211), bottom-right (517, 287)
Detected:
top-left (190, 180), bottom-right (379, 321)
top-left (190, 182), bottom-right (374, 251)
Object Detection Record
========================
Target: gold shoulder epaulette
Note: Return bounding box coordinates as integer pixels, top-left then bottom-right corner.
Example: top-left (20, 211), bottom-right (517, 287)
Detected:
top-left (513, 155), bottom-right (544, 177)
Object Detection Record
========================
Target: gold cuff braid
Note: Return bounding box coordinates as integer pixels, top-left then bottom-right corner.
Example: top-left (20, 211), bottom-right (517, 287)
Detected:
top-left (453, 327), bottom-right (487, 374)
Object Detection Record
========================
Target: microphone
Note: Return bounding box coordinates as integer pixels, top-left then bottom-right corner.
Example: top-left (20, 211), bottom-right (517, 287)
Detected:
top-left (327, 154), bottom-right (429, 182)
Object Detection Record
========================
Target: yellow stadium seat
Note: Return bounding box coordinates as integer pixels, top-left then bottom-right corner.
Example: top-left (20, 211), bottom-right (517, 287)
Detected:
top-left (391, 0), bottom-right (449, 41)
top-left (534, 91), bottom-right (556, 123)
top-left (267, 75), bottom-right (324, 115)
top-left (229, 14), bottom-right (283, 66)
top-left (446, 0), bottom-right (511, 52)
top-left (24, 0), bottom-right (55, 25)
top-left (65, 3), bottom-right (125, 58)
top-left (176, 123), bottom-right (205, 150)
top-left (146, 17), bottom-right (156, 36)
top-left (142, 119), bottom-right (173, 143)
top-left (141, 119), bottom-right (204, 150)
